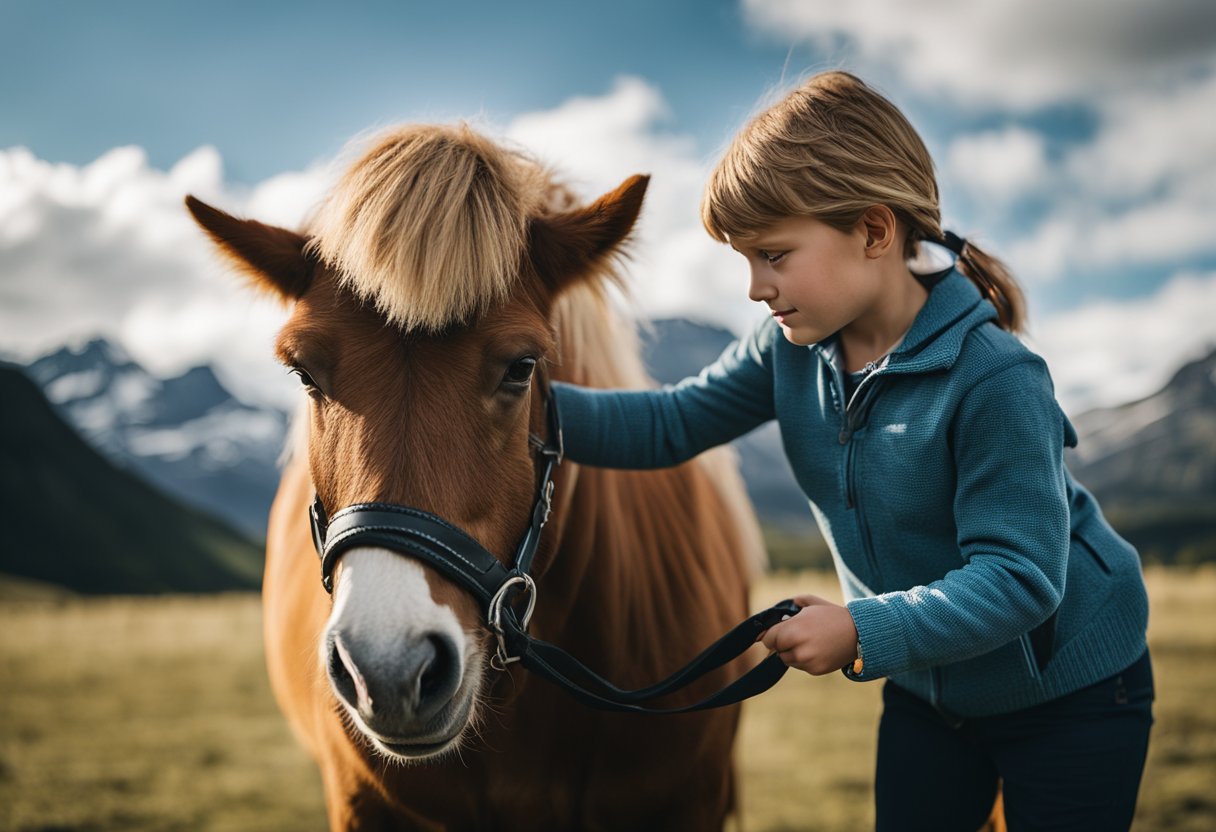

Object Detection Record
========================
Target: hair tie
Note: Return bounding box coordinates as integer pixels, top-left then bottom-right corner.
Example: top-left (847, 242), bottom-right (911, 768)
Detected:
top-left (940, 230), bottom-right (967, 256)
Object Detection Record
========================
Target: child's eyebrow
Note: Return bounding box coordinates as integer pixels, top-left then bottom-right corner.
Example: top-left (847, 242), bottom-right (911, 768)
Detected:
top-left (744, 237), bottom-right (793, 251)
top-left (730, 234), bottom-right (776, 252)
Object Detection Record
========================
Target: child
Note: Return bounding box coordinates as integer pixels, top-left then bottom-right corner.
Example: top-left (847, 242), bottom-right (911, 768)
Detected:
top-left (550, 71), bottom-right (1153, 830)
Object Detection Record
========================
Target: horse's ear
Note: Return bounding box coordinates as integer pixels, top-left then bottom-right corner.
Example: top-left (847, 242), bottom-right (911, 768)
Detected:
top-left (185, 195), bottom-right (313, 302)
top-left (529, 174), bottom-right (649, 293)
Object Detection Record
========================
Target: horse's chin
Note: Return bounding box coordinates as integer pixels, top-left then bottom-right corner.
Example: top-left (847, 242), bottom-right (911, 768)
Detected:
top-left (347, 669), bottom-right (482, 763)
top-left (375, 732), bottom-right (463, 761)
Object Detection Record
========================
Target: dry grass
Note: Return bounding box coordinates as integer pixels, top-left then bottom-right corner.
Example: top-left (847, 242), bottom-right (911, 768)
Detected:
top-left (0, 593), bottom-right (325, 831)
top-left (0, 567), bottom-right (1212, 831)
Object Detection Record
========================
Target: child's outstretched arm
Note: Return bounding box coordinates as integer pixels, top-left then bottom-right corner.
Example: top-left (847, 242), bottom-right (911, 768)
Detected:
top-left (553, 317), bottom-right (780, 469)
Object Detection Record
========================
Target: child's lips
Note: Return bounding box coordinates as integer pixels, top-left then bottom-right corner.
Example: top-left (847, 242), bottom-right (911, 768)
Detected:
top-left (772, 308), bottom-right (797, 323)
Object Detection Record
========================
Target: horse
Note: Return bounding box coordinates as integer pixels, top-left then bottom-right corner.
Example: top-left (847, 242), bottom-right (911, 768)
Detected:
top-left (186, 122), bottom-right (766, 830)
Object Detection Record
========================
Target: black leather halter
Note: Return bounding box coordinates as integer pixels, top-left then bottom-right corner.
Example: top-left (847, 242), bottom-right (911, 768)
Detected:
top-left (308, 386), bottom-right (798, 714)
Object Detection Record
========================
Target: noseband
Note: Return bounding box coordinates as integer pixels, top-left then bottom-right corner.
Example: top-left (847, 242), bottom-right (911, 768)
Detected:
top-left (309, 384), bottom-right (799, 714)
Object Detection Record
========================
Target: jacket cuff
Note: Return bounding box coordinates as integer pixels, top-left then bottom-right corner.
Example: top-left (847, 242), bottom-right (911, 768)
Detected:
top-left (549, 382), bottom-right (602, 463)
top-left (844, 596), bottom-right (912, 681)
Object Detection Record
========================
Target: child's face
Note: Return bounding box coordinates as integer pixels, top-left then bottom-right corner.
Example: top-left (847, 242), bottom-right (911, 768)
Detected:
top-left (734, 215), bottom-right (877, 346)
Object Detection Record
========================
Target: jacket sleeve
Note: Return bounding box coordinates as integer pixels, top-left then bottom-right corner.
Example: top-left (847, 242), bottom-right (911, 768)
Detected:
top-left (846, 358), bottom-right (1070, 679)
top-left (550, 317), bottom-right (779, 469)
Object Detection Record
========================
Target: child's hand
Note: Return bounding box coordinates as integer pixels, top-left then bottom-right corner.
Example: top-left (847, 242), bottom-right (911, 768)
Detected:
top-left (759, 594), bottom-right (859, 676)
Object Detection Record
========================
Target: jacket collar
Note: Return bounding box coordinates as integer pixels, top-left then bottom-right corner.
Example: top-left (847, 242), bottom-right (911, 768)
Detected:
top-left (813, 268), bottom-right (997, 377)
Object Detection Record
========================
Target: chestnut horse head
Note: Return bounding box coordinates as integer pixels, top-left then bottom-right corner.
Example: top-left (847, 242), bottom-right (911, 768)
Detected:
top-left (188, 122), bottom-right (762, 827)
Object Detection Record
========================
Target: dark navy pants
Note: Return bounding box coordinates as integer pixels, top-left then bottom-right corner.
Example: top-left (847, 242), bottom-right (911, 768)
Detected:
top-left (874, 650), bottom-right (1154, 832)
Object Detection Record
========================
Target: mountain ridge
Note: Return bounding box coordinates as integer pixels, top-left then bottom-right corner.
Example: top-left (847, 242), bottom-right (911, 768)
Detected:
top-left (0, 363), bottom-right (263, 593)
top-left (26, 338), bottom-right (288, 537)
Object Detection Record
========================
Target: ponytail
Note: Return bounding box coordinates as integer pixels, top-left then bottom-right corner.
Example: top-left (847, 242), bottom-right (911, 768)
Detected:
top-left (928, 231), bottom-right (1026, 333)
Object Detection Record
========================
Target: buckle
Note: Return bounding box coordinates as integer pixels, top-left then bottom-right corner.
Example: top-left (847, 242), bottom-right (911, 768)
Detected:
top-left (488, 574), bottom-right (537, 670)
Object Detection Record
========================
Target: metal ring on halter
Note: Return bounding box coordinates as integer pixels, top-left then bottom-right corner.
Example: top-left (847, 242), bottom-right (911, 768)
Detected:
top-left (488, 573), bottom-right (537, 669)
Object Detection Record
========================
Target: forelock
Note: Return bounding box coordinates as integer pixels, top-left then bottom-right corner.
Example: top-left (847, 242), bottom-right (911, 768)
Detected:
top-left (307, 123), bottom-right (549, 331)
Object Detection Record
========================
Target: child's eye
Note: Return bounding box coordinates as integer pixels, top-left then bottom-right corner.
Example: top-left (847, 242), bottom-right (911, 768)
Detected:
top-left (760, 250), bottom-right (786, 264)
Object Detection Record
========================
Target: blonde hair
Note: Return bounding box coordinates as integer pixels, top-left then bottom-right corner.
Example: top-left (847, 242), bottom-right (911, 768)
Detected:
top-left (308, 123), bottom-right (549, 331)
top-left (702, 71), bottom-right (1026, 332)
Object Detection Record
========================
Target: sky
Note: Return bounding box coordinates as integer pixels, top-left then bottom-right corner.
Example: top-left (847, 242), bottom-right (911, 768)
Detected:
top-left (3, 0), bottom-right (1215, 414)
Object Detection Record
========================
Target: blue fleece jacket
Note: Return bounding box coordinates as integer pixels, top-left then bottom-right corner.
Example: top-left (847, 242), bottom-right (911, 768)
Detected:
top-left (552, 269), bottom-right (1149, 717)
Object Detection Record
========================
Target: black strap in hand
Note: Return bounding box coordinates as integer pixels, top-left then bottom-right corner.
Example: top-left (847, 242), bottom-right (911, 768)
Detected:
top-left (499, 599), bottom-right (800, 714)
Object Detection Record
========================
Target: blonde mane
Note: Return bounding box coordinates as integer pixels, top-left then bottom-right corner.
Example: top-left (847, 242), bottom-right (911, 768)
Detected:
top-left (308, 123), bottom-right (550, 332)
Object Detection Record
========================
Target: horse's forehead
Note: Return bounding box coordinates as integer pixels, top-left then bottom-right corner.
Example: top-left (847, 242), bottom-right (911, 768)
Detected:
top-left (286, 268), bottom-right (553, 360)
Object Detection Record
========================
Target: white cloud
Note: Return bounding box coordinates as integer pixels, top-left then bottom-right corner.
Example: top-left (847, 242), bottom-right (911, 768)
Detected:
top-left (952, 68), bottom-right (1216, 283)
top-left (0, 144), bottom-right (331, 408)
top-left (1026, 271), bottom-right (1216, 414)
top-left (1006, 193), bottom-right (1216, 282)
top-left (743, 0), bottom-right (1216, 110)
top-left (945, 127), bottom-right (1049, 203)
top-left (1066, 71), bottom-right (1216, 200)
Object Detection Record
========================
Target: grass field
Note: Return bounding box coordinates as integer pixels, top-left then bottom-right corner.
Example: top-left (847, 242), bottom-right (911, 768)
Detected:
top-left (1, 567), bottom-right (1213, 831)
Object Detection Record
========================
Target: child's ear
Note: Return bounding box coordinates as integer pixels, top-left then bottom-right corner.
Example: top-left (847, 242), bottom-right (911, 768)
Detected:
top-left (528, 174), bottom-right (649, 294)
top-left (859, 205), bottom-right (899, 258)
top-left (185, 195), bottom-right (313, 302)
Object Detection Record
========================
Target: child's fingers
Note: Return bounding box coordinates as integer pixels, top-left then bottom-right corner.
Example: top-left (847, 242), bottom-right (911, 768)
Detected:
top-left (758, 605), bottom-right (799, 645)
top-left (791, 593), bottom-right (832, 608)
top-left (760, 622), bottom-right (785, 652)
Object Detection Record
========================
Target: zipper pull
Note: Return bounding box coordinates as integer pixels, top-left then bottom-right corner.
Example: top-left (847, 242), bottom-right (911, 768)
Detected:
top-left (838, 428), bottom-right (850, 444)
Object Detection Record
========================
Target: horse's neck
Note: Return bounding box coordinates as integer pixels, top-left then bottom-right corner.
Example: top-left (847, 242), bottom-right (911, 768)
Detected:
top-left (535, 467), bottom-right (639, 658)
top-left (536, 465), bottom-right (749, 692)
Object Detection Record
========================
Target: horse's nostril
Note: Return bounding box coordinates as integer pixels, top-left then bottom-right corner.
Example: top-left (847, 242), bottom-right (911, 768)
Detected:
top-left (328, 634), bottom-right (372, 714)
top-left (329, 640), bottom-right (356, 701)
top-left (416, 633), bottom-right (459, 717)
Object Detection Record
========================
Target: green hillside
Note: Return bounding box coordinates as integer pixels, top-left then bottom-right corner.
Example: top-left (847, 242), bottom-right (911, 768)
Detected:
top-left (0, 364), bottom-right (264, 593)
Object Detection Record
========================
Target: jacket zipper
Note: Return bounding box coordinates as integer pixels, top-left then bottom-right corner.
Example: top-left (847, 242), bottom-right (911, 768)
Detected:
top-left (840, 370), bottom-right (884, 576)
top-left (841, 368), bottom-right (883, 506)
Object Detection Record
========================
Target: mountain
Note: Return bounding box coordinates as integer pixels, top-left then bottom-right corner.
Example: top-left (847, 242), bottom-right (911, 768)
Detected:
top-left (25, 338), bottom-right (288, 538)
top-left (0, 363), bottom-right (263, 593)
top-left (1067, 349), bottom-right (1216, 564)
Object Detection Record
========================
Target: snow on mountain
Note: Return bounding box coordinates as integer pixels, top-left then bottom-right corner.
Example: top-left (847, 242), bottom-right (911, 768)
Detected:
top-left (25, 338), bottom-right (288, 537)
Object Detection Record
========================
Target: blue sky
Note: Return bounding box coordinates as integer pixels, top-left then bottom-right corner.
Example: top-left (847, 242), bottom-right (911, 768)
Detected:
top-left (3, 0), bottom-right (1215, 412)
top-left (2, 0), bottom-right (801, 180)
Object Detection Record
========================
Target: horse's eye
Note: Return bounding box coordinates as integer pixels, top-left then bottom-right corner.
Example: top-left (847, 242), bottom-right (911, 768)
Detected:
top-left (290, 366), bottom-right (320, 392)
top-left (503, 356), bottom-right (537, 389)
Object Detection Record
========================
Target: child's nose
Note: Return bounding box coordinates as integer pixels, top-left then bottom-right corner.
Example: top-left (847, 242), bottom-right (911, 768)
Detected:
top-left (748, 266), bottom-right (777, 303)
